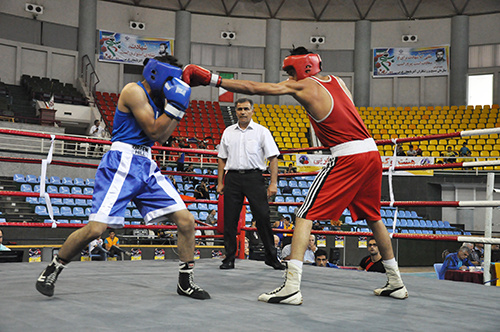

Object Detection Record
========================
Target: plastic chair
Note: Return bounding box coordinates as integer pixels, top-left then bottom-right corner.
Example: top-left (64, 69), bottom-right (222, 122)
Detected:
top-left (198, 203), bottom-right (208, 211)
top-left (63, 198), bottom-right (75, 206)
top-left (291, 188), bottom-right (302, 196)
top-left (26, 197), bottom-right (39, 204)
top-left (285, 197), bottom-right (295, 203)
top-left (191, 211), bottom-right (199, 220)
top-left (73, 207), bottom-right (85, 217)
top-left (59, 186), bottom-right (70, 194)
top-left (132, 209), bottom-right (142, 219)
top-left (85, 208), bottom-right (91, 216)
top-left (13, 174), bottom-right (26, 183)
top-left (71, 187), bottom-right (83, 195)
top-left (83, 187), bottom-right (94, 195)
top-left (75, 199), bottom-right (87, 206)
top-left (50, 176), bottom-right (61, 185)
top-left (124, 209), bottom-right (132, 218)
top-left (26, 174), bottom-right (39, 183)
top-left (20, 184), bottom-right (32, 192)
top-left (199, 211), bottom-right (209, 220)
top-left (35, 206), bottom-right (48, 215)
top-left (85, 178), bottom-right (95, 186)
top-left (60, 206), bottom-right (73, 217)
top-left (62, 177), bottom-right (73, 185)
top-left (74, 178), bottom-right (85, 186)
top-left (434, 263), bottom-right (444, 279)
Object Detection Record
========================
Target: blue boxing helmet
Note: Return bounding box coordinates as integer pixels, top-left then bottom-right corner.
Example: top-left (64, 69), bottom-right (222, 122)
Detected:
top-left (143, 58), bottom-right (183, 92)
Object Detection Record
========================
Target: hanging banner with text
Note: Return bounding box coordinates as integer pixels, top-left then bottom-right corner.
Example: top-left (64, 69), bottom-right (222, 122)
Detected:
top-left (295, 154), bottom-right (330, 172)
top-left (99, 30), bottom-right (174, 64)
top-left (373, 46), bottom-right (449, 77)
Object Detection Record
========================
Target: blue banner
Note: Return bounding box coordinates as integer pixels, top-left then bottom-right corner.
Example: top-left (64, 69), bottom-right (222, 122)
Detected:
top-left (99, 30), bottom-right (174, 65)
top-left (373, 46), bottom-right (449, 77)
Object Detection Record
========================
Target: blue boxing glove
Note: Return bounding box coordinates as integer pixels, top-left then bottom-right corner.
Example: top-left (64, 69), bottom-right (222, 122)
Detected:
top-left (163, 77), bottom-right (191, 121)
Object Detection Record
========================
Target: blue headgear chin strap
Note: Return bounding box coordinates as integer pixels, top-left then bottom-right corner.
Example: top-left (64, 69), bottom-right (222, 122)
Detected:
top-left (143, 59), bottom-right (183, 92)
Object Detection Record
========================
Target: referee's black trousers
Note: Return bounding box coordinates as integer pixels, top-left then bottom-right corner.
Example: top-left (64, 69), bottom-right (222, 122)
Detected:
top-left (222, 171), bottom-right (278, 264)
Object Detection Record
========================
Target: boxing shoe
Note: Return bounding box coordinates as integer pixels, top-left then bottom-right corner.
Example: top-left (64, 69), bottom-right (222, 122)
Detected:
top-left (373, 263), bottom-right (408, 299)
top-left (258, 262), bottom-right (303, 305)
top-left (177, 261), bottom-right (211, 300)
top-left (36, 256), bottom-right (65, 297)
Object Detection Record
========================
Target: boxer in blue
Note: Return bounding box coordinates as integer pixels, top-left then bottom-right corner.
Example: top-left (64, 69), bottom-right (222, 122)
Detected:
top-left (36, 55), bottom-right (210, 300)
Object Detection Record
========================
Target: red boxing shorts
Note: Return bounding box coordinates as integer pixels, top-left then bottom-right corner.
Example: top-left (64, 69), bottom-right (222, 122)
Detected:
top-left (296, 151), bottom-right (382, 222)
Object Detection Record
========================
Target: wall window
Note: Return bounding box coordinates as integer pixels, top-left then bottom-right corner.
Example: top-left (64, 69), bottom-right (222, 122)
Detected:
top-left (467, 74), bottom-right (493, 106)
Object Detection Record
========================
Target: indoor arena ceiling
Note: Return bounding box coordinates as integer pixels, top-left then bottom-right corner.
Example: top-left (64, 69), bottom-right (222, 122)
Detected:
top-left (103, 0), bottom-right (500, 21)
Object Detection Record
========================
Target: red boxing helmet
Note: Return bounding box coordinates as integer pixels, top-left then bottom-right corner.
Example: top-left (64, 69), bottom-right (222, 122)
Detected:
top-left (282, 53), bottom-right (322, 80)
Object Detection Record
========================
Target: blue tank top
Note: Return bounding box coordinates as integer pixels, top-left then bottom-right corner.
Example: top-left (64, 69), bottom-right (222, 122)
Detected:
top-left (111, 81), bottom-right (159, 147)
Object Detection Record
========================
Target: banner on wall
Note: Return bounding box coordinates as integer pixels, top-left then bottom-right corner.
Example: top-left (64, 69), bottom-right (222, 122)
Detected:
top-left (373, 46), bottom-right (449, 77)
top-left (295, 154), bottom-right (330, 172)
top-left (99, 30), bottom-right (174, 64)
top-left (381, 156), bottom-right (435, 176)
top-left (218, 72), bottom-right (235, 102)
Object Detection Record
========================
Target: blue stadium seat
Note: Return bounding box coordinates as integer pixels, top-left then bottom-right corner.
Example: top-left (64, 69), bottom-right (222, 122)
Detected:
top-left (380, 209), bottom-right (386, 217)
top-left (419, 220), bottom-right (427, 227)
top-left (343, 208), bottom-right (351, 216)
top-left (13, 174), bottom-right (26, 183)
top-left (344, 216), bottom-right (352, 224)
top-left (198, 203), bottom-right (208, 211)
top-left (278, 180), bottom-right (288, 187)
top-left (245, 213), bottom-right (253, 222)
top-left (173, 175), bottom-right (183, 184)
top-left (432, 220), bottom-right (439, 228)
top-left (208, 204), bottom-right (217, 211)
top-left (57, 219), bottom-right (69, 224)
top-left (20, 184), bottom-right (32, 192)
top-left (425, 220), bottom-right (433, 228)
top-left (285, 197), bottom-right (295, 203)
top-left (50, 176), bottom-right (61, 185)
top-left (406, 219), bottom-right (413, 227)
top-left (399, 219), bottom-right (407, 227)
top-left (84, 208), bottom-right (91, 216)
top-left (188, 203), bottom-right (197, 211)
top-left (26, 197), bottom-right (39, 204)
top-left (131, 221), bottom-right (141, 225)
top-left (410, 211), bottom-right (419, 218)
top-left (85, 178), bottom-right (95, 186)
top-left (87, 199), bottom-right (93, 206)
top-left (47, 185), bottom-right (58, 194)
top-left (397, 210), bottom-right (405, 218)
top-left (124, 209), bottom-right (132, 218)
top-left (190, 211), bottom-right (199, 219)
top-left (385, 209), bottom-right (393, 217)
top-left (288, 206), bottom-right (296, 213)
top-left (70, 220), bottom-right (81, 224)
top-left (71, 187), bottom-right (83, 195)
top-left (35, 205), bottom-right (49, 216)
top-left (404, 211), bottom-right (412, 218)
top-left (296, 196), bottom-right (305, 202)
top-left (73, 207), bottom-right (85, 217)
top-left (435, 230), bottom-right (442, 235)
top-left (301, 188), bottom-right (308, 196)
top-left (199, 211), bottom-right (209, 220)
top-left (60, 206), bottom-right (73, 217)
top-left (39, 176), bottom-right (49, 184)
top-left (52, 206), bottom-right (61, 216)
top-left (74, 178), bottom-right (85, 186)
top-left (289, 180), bottom-right (298, 188)
top-left (298, 181), bottom-right (308, 188)
top-left (75, 198), bottom-right (87, 206)
top-left (292, 188), bottom-right (302, 196)
top-left (83, 187), bottom-right (94, 195)
top-left (438, 220), bottom-right (445, 228)
top-left (51, 198), bottom-right (63, 205)
top-left (34, 185), bottom-right (40, 193)
top-left (62, 177), bottom-right (73, 185)
top-left (278, 206), bottom-right (288, 214)
top-left (132, 209), bottom-right (142, 219)
top-left (59, 186), bottom-right (70, 194)
top-left (63, 198), bottom-right (75, 206)
top-left (209, 193), bottom-right (217, 201)
top-left (26, 174), bottom-right (38, 183)
top-left (401, 229), bottom-right (408, 234)
top-left (193, 168), bottom-right (202, 174)
top-left (443, 221), bottom-right (451, 228)
top-left (275, 196), bottom-right (284, 203)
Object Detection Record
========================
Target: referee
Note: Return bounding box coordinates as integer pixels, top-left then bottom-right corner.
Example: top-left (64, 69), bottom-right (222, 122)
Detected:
top-left (217, 98), bottom-right (284, 270)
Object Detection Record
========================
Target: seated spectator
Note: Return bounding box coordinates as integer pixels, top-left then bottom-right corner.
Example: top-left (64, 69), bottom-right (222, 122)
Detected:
top-left (104, 230), bottom-right (131, 260)
top-left (415, 146), bottom-right (423, 156)
top-left (176, 152), bottom-right (185, 172)
top-left (459, 142), bottom-right (471, 157)
top-left (396, 145), bottom-right (406, 156)
top-left (89, 235), bottom-right (109, 260)
top-left (471, 243), bottom-right (484, 265)
top-left (204, 209), bottom-right (217, 246)
top-left (273, 216), bottom-right (286, 244)
top-left (0, 229), bottom-right (11, 251)
top-left (282, 234), bottom-right (317, 263)
top-left (194, 180), bottom-right (209, 199)
top-left (358, 237), bottom-right (386, 273)
top-left (406, 144), bottom-right (417, 156)
top-left (312, 249), bottom-right (339, 268)
top-left (274, 235), bottom-right (282, 261)
top-left (438, 245), bottom-right (474, 280)
top-left (443, 146), bottom-right (457, 163)
top-left (282, 216), bottom-right (294, 247)
top-left (285, 163), bottom-right (297, 173)
top-left (183, 164), bottom-right (197, 184)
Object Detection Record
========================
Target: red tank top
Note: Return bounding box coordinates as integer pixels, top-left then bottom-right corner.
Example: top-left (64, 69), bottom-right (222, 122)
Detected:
top-left (307, 76), bottom-right (371, 147)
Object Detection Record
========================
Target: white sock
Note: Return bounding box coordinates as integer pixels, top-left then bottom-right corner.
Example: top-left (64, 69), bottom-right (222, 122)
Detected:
top-left (289, 259), bottom-right (303, 269)
top-left (383, 258), bottom-right (397, 268)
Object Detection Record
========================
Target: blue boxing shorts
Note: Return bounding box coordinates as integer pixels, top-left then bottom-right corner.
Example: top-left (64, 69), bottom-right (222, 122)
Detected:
top-left (89, 142), bottom-right (186, 228)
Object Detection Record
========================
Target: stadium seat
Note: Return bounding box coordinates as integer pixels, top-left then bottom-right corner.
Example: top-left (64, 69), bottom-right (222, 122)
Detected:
top-left (62, 177), bottom-right (73, 185)
top-left (60, 206), bottom-right (73, 217)
top-left (75, 198), bottom-right (87, 206)
top-left (63, 198), bottom-right (75, 206)
top-left (198, 203), bottom-right (208, 211)
top-left (50, 176), bottom-right (61, 185)
top-left (26, 197), bottom-right (39, 204)
top-left (292, 188), bottom-right (302, 196)
top-left (132, 209), bottom-right (142, 219)
top-left (278, 206), bottom-right (288, 214)
top-left (190, 211), bottom-right (199, 220)
top-left (85, 208), bottom-right (91, 216)
top-left (73, 207), bottom-right (85, 217)
top-left (85, 178), bottom-right (95, 186)
top-left (20, 184), bottom-right (32, 192)
top-left (47, 185), bottom-right (58, 194)
top-left (285, 197), bottom-right (295, 203)
top-left (74, 178), bottom-right (85, 186)
top-left (124, 209), bottom-right (132, 218)
top-left (26, 174), bottom-right (38, 183)
top-left (83, 187), bottom-right (94, 195)
top-left (199, 211), bottom-right (209, 220)
top-left (13, 174), bottom-right (26, 183)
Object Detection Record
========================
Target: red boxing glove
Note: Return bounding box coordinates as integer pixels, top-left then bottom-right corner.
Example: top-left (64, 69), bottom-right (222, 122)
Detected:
top-left (182, 64), bottom-right (222, 87)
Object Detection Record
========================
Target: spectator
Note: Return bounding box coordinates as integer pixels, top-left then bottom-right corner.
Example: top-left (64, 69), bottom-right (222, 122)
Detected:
top-left (0, 229), bottom-right (11, 251)
top-left (176, 153), bottom-right (185, 173)
top-left (274, 216), bottom-right (286, 244)
top-left (415, 146), bottom-right (423, 156)
top-left (396, 145), bottom-right (406, 156)
top-left (204, 209), bottom-right (217, 246)
top-left (285, 163), bottom-right (297, 173)
top-left (443, 146), bottom-right (457, 164)
top-left (471, 243), bottom-right (484, 265)
top-left (406, 144), bottom-right (417, 156)
top-left (459, 142), bottom-right (471, 157)
top-left (312, 221), bottom-right (323, 231)
top-left (274, 234), bottom-right (282, 261)
top-left (184, 164), bottom-right (197, 185)
top-left (168, 175), bottom-right (178, 192)
top-left (89, 119), bottom-right (104, 156)
top-left (104, 230), bottom-right (131, 260)
top-left (281, 234), bottom-right (317, 263)
top-left (89, 235), bottom-right (109, 260)
top-left (282, 216), bottom-right (294, 247)
top-left (358, 237), bottom-right (386, 273)
top-left (194, 180), bottom-right (209, 199)
top-left (438, 245), bottom-right (474, 280)
top-left (313, 249), bottom-right (339, 268)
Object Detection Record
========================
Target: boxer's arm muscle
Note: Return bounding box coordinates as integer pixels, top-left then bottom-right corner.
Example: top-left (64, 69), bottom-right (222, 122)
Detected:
top-left (220, 79), bottom-right (304, 96)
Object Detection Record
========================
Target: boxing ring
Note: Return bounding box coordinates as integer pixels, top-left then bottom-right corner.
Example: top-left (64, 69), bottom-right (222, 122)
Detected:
top-left (0, 127), bottom-right (500, 330)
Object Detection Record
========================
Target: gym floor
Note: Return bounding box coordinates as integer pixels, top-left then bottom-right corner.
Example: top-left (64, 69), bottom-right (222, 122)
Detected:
top-left (1, 259), bottom-right (498, 331)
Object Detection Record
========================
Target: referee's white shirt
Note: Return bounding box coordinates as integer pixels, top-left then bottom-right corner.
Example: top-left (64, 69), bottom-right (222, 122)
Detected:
top-left (218, 120), bottom-right (279, 171)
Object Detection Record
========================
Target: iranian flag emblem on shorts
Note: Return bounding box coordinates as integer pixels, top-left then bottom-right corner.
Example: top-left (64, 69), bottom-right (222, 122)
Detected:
top-left (218, 72), bottom-right (234, 102)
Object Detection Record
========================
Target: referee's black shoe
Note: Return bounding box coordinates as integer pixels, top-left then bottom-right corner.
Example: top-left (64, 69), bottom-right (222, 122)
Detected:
top-left (265, 259), bottom-right (286, 270)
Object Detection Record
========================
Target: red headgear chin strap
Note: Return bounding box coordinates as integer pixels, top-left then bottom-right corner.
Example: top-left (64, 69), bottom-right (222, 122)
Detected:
top-left (282, 53), bottom-right (322, 80)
